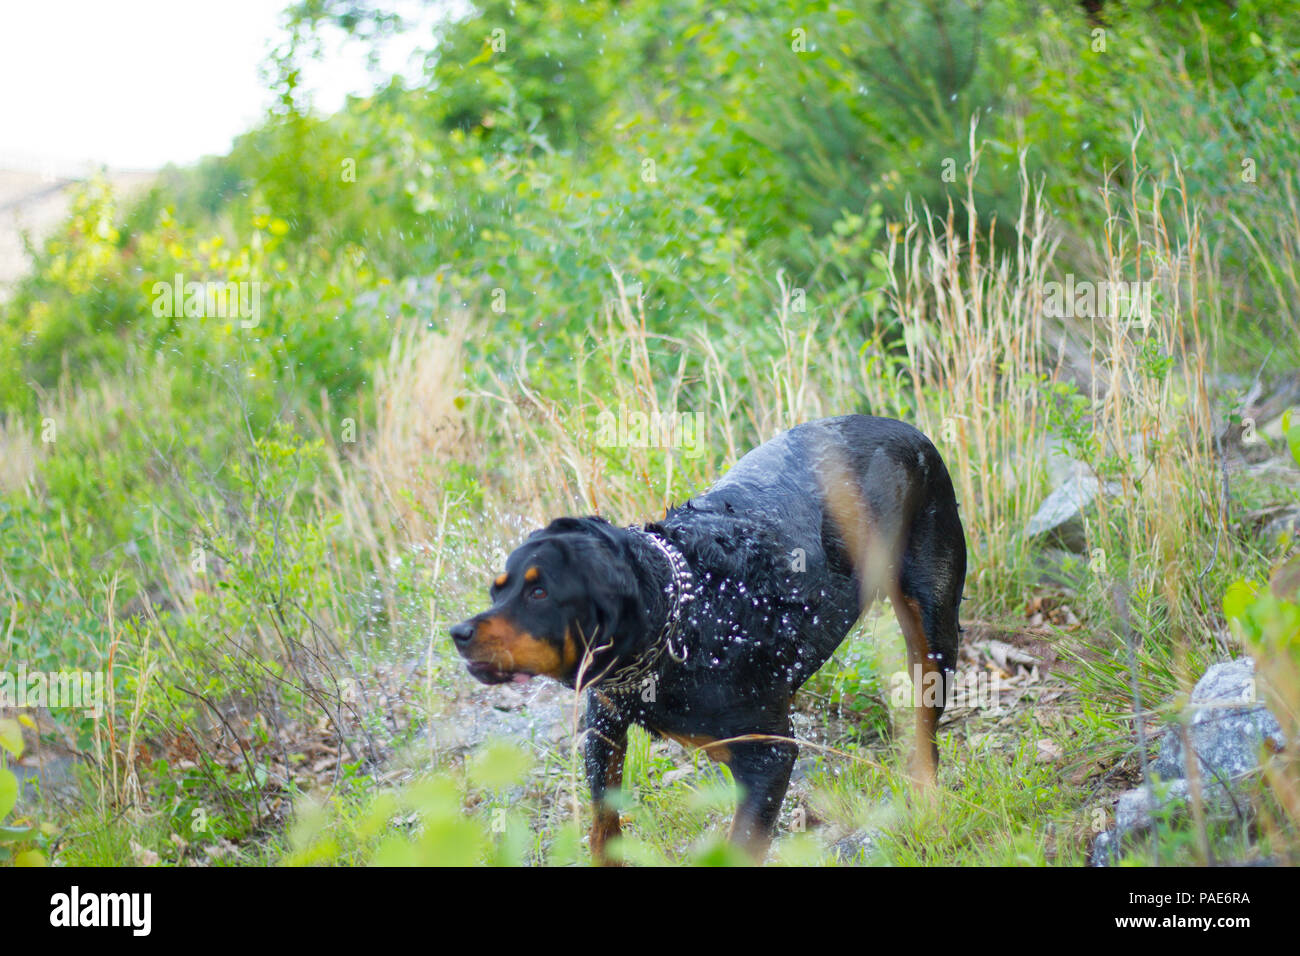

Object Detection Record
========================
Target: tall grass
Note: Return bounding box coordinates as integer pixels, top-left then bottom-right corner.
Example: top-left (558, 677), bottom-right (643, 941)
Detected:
top-left (350, 130), bottom-right (1233, 698)
top-left (869, 141), bottom-right (1058, 606)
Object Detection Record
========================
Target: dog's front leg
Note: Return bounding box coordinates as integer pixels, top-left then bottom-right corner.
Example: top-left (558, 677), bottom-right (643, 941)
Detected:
top-left (726, 733), bottom-right (798, 863)
top-left (583, 691), bottom-right (629, 866)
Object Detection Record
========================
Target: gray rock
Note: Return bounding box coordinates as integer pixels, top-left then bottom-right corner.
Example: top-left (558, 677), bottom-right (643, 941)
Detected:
top-left (1152, 658), bottom-right (1286, 784)
top-left (11, 752), bottom-right (81, 800)
top-left (1114, 778), bottom-right (1189, 834)
top-left (1090, 657), bottom-right (1283, 866)
top-left (354, 273), bottom-right (448, 314)
top-left (1090, 779), bottom-right (1243, 866)
top-left (1113, 778), bottom-right (1241, 833)
top-left (430, 679), bottom-right (575, 753)
top-left (830, 828), bottom-right (882, 863)
top-left (788, 752), bottom-right (823, 785)
top-left (1089, 829), bottom-right (1121, 867)
top-left (1264, 507), bottom-right (1300, 540)
top-left (1025, 466), bottom-right (1121, 552)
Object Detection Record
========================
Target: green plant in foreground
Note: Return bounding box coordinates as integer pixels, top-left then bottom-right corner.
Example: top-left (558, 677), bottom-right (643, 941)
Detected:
top-left (0, 717), bottom-right (54, 866)
top-left (280, 739), bottom-right (769, 867)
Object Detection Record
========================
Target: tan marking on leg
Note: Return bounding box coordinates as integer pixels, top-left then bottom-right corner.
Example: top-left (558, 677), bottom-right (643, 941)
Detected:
top-left (818, 446), bottom-right (902, 609)
top-left (894, 592), bottom-right (939, 786)
top-left (818, 447), bottom-right (935, 785)
top-left (590, 736), bottom-right (627, 867)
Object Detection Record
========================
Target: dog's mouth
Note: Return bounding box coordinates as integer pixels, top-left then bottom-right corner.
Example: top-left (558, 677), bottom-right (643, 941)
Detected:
top-left (466, 661), bottom-right (535, 685)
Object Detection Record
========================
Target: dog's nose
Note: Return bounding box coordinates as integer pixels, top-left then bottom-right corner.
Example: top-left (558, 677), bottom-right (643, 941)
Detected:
top-left (450, 619), bottom-right (477, 646)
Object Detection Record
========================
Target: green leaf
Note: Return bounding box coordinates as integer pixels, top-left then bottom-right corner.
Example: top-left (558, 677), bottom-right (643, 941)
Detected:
top-left (1223, 579), bottom-right (1258, 625)
top-left (467, 741), bottom-right (531, 791)
top-left (14, 849), bottom-right (48, 867)
top-left (0, 768), bottom-right (18, 820)
top-left (0, 824), bottom-right (36, 843)
top-left (1283, 408), bottom-right (1300, 467)
top-left (0, 719), bottom-right (23, 759)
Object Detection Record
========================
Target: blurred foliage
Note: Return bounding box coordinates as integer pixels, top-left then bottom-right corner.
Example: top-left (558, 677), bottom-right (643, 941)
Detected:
top-left (0, 717), bottom-right (52, 866)
top-left (8, 0), bottom-right (1297, 408)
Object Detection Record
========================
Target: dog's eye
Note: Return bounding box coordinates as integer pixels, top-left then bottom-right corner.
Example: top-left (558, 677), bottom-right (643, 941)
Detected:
top-left (529, 586), bottom-right (547, 601)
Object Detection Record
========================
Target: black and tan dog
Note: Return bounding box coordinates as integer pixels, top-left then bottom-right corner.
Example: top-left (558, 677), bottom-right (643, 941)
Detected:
top-left (451, 415), bottom-right (966, 862)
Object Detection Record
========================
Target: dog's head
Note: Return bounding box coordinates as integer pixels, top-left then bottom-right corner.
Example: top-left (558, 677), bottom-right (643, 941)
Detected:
top-left (449, 516), bottom-right (650, 688)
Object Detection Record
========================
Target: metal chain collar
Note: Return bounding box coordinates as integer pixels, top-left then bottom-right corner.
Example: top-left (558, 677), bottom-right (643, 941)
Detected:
top-left (595, 527), bottom-right (696, 692)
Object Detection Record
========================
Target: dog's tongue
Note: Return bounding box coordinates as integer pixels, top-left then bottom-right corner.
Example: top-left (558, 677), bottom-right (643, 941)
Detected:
top-left (512, 673), bottom-right (533, 684)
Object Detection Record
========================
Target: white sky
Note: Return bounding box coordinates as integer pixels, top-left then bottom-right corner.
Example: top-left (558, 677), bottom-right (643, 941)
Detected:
top-left (0, 0), bottom-right (439, 173)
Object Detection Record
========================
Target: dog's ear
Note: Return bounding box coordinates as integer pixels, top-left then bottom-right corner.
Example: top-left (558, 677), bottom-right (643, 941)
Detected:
top-left (527, 517), bottom-right (649, 666)
top-left (576, 532), bottom-right (649, 664)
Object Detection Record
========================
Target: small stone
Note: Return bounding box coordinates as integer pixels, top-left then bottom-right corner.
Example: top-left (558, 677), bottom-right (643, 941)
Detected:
top-left (1153, 658), bottom-right (1286, 783)
top-left (830, 828), bottom-right (882, 863)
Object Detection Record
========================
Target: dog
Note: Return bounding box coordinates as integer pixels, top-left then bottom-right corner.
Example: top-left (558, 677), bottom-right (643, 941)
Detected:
top-left (450, 415), bottom-right (967, 862)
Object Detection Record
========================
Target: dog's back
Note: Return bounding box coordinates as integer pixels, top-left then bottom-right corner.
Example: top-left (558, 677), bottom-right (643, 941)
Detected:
top-left (677, 415), bottom-right (965, 677)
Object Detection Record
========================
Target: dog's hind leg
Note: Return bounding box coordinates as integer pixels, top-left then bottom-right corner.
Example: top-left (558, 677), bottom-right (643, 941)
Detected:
top-left (895, 505), bottom-right (965, 785)
top-left (891, 589), bottom-right (945, 785)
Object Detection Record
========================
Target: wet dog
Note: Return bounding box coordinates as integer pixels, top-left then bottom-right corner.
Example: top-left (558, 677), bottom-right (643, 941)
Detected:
top-left (451, 415), bottom-right (967, 862)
